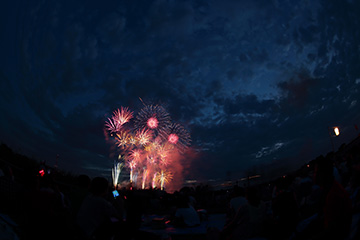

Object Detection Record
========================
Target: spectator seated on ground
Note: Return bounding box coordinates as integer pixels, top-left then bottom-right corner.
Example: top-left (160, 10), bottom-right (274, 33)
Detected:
top-left (226, 186), bottom-right (247, 224)
top-left (220, 187), bottom-right (267, 240)
top-left (172, 194), bottom-right (201, 228)
top-left (294, 155), bottom-right (353, 240)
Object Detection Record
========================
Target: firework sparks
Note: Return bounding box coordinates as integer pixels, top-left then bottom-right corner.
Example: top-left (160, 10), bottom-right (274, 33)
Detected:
top-left (142, 168), bottom-right (148, 189)
top-left (136, 128), bottom-right (152, 146)
top-left (105, 117), bottom-right (120, 133)
top-left (116, 132), bottom-right (130, 148)
top-left (135, 105), bottom-right (171, 139)
top-left (157, 144), bottom-right (170, 165)
top-left (129, 136), bottom-right (137, 145)
top-left (113, 107), bottom-right (133, 127)
top-left (105, 107), bottom-right (133, 133)
top-left (129, 161), bottom-right (137, 182)
top-left (112, 162), bottom-right (124, 188)
top-left (168, 133), bottom-right (179, 144)
top-left (130, 149), bottom-right (142, 161)
top-left (158, 170), bottom-right (173, 190)
top-left (147, 117), bottom-right (158, 129)
top-left (167, 123), bottom-right (191, 152)
top-left (152, 173), bottom-right (158, 189)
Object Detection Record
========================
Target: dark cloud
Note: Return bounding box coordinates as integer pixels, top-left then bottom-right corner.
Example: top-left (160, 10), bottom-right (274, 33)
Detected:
top-left (277, 71), bottom-right (319, 108)
top-left (1, 0), bottom-right (360, 185)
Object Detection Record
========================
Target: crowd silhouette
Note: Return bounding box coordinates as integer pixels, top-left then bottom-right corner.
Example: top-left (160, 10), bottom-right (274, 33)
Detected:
top-left (0, 136), bottom-right (359, 240)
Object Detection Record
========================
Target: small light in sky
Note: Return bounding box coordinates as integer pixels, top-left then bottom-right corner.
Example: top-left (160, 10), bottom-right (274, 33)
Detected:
top-left (334, 127), bottom-right (340, 136)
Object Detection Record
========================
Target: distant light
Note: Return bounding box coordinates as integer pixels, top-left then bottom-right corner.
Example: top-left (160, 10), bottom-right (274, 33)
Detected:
top-left (185, 180), bottom-right (197, 184)
top-left (307, 164), bottom-right (310, 168)
top-left (334, 127), bottom-right (340, 136)
top-left (249, 175), bottom-right (261, 179)
top-left (39, 169), bottom-right (45, 177)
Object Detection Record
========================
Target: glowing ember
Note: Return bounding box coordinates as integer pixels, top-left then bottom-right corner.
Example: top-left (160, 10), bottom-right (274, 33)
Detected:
top-left (147, 117), bottom-right (158, 129)
top-left (168, 133), bottom-right (179, 144)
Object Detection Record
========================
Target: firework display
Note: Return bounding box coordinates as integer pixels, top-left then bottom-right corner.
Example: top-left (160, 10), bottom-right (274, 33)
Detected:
top-left (105, 103), bottom-right (191, 190)
top-left (112, 160), bottom-right (124, 188)
top-left (134, 105), bottom-right (171, 140)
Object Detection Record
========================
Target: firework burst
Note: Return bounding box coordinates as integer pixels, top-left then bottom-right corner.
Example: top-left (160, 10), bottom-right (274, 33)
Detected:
top-left (105, 107), bottom-right (133, 133)
top-left (136, 128), bottom-right (152, 146)
top-left (134, 105), bottom-right (171, 139)
top-left (166, 123), bottom-right (191, 152)
top-left (105, 117), bottom-right (120, 133)
top-left (116, 132), bottom-right (131, 149)
top-left (113, 107), bottom-right (133, 127)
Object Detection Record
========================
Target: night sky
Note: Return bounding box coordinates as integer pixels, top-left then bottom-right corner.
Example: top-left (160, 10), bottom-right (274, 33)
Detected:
top-left (1, 0), bottom-right (360, 186)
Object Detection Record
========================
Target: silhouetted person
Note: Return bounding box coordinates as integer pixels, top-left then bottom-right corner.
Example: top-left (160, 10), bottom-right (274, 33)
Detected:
top-left (124, 189), bottom-right (148, 239)
top-left (296, 156), bottom-right (353, 239)
top-left (314, 156), bottom-right (353, 239)
top-left (0, 164), bottom-right (20, 216)
top-left (77, 177), bottom-right (122, 240)
top-left (69, 174), bottom-right (91, 218)
top-left (24, 174), bottom-right (69, 240)
top-left (271, 175), bottom-right (299, 239)
top-left (226, 186), bottom-right (247, 224)
top-left (220, 187), bottom-right (266, 240)
top-left (172, 194), bottom-right (200, 227)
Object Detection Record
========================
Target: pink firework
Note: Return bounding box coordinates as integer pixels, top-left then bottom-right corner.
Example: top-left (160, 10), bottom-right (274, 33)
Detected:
top-left (147, 117), bottom-right (159, 129)
top-left (167, 123), bottom-right (191, 152)
top-left (135, 105), bottom-right (171, 139)
top-left (168, 133), bottom-right (179, 144)
top-left (113, 107), bottom-right (133, 127)
top-left (105, 117), bottom-right (120, 133)
top-left (130, 149), bottom-right (142, 161)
